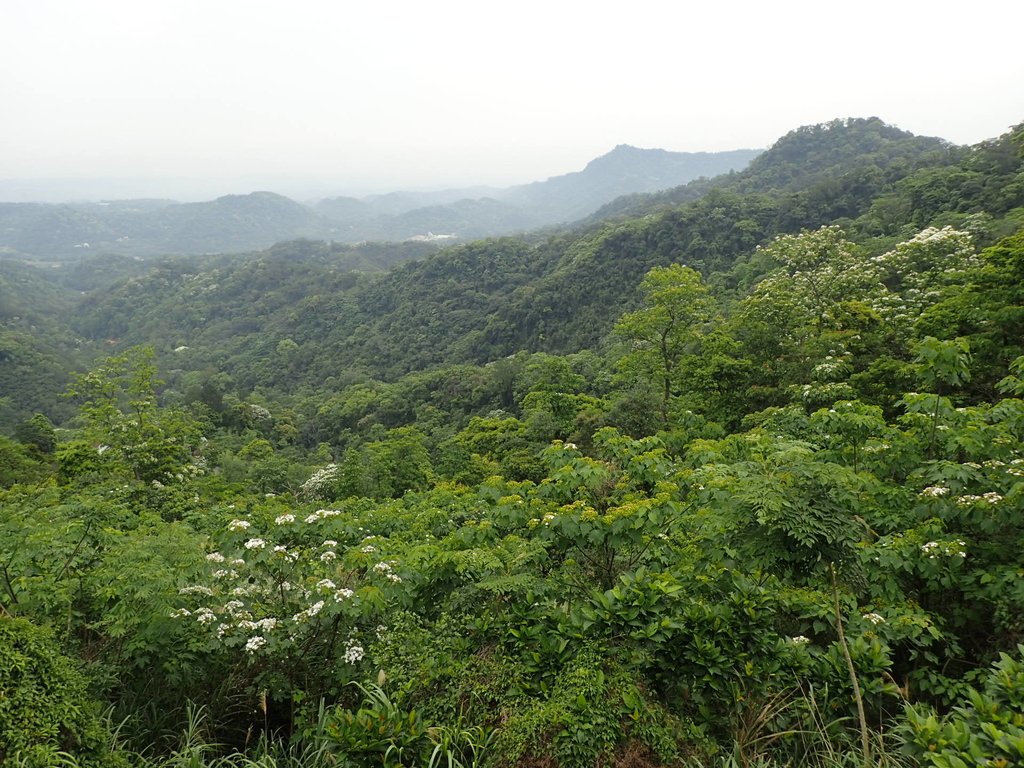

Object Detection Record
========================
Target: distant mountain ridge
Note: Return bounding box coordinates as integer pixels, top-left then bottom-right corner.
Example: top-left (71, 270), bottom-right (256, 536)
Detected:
top-left (497, 146), bottom-right (760, 223)
top-left (0, 146), bottom-right (760, 258)
top-left (3, 115), bottom-right (1021, 427)
top-left (63, 116), bottom-right (1008, 387)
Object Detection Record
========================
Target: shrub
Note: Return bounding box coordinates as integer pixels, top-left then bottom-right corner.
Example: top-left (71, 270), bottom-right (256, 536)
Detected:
top-left (0, 615), bottom-right (127, 768)
top-left (902, 644), bottom-right (1024, 767)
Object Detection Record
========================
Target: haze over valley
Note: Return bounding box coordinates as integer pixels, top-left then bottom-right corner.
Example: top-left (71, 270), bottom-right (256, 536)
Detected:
top-left (0, 145), bottom-right (760, 257)
top-left (3, 2), bottom-right (1024, 766)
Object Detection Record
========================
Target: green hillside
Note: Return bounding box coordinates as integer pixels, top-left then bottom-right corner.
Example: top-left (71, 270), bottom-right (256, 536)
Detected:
top-left (2, 116), bottom-right (1023, 768)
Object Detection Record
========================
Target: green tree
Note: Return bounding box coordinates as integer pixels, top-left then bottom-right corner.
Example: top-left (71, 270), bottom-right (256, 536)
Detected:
top-left (912, 336), bottom-right (972, 458)
top-left (64, 347), bottom-right (200, 483)
top-left (365, 427), bottom-right (433, 498)
top-left (613, 265), bottom-right (718, 423)
top-left (13, 413), bottom-right (57, 455)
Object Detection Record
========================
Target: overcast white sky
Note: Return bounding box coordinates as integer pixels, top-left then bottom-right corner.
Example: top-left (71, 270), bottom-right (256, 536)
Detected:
top-left (2, 0), bottom-right (1023, 201)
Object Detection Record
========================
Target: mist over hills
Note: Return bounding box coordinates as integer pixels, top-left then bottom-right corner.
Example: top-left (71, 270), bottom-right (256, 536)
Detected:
top-left (0, 146), bottom-right (760, 259)
top-left (2, 115), bottom-right (1022, 429)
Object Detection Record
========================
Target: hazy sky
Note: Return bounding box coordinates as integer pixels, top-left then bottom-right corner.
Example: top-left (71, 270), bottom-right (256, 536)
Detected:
top-left (3, 0), bottom-right (1023, 201)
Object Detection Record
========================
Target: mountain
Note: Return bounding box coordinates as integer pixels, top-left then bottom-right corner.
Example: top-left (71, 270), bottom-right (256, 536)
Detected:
top-left (4, 116), bottom-right (1021, 430)
top-left (50, 118), bottom-right (1022, 397)
top-left (499, 145), bottom-right (761, 222)
top-left (0, 148), bottom-right (759, 259)
top-left (311, 148), bottom-right (760, 241)
top-left (588, 117), bottom-right (954, 222)
top-left (0, 192), bottom-right (330, 259)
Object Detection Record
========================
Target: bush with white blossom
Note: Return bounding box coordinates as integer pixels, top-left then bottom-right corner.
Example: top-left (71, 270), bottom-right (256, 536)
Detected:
top-left (171, 500), bottom-right (413, 696)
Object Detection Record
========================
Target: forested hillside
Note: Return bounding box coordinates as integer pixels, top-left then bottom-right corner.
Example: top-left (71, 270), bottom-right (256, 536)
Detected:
top-left (42, 117), bottom-right (1024, 395)
top-left (2, 117), bottom-right (1024, 768)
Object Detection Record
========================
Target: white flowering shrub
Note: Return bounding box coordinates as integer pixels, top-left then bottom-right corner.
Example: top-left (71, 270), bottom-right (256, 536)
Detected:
top-left (172, 502), bottom-right (412, 697)
top-left (301, 463), bottom-right (340, 501)
top-left (245, 403), bottom-right (272, 423)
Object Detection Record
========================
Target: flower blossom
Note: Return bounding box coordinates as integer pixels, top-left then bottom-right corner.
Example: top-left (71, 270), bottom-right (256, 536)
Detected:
top-left (372, 561), bottom-right (402, 583)
top-left (344, 640), bottom-right (364, 664)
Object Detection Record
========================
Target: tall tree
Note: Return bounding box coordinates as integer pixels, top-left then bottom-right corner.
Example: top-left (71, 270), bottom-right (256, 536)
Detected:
top-left (613, 265), bottom-right (718, 423)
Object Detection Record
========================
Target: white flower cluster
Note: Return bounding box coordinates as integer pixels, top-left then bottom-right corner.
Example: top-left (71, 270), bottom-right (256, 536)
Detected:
top-left (920, 539), bottom-right (967, 559)
top-left (173, 509), bottom-right (392, 666)
top-left (920, 486), bottom-right (949, 498)
top-left (862, 612), bottom-right (885, 625)
top-left (344, 638), bottom-right (365, 664)
top-left (301, 465), bottom-right (340, 501)
top-left (292, 600), bottom-right (325, 623)
top-left (955, 492), bottom-right (1002, 506)
top-left (812, 355), bottom-right (851, 383)
top-left (372, 561), bottom-right (402, 583)
top-left (236, 617), bottom-right (279, 632)
top-left (305, 508), bottom-right (343, 524)
top-left (788, 636), bottom-right (810, 645)
top-left (246, 404), bottom-right (272, 422)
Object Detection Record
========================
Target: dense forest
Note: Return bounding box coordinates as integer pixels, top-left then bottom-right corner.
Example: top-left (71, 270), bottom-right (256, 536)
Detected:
top-left (2, 116), bottom-right (1024, 768)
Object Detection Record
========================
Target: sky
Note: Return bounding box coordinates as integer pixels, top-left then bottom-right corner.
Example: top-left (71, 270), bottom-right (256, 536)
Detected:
top-left (2, 0), bottom-right (1023, 202)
